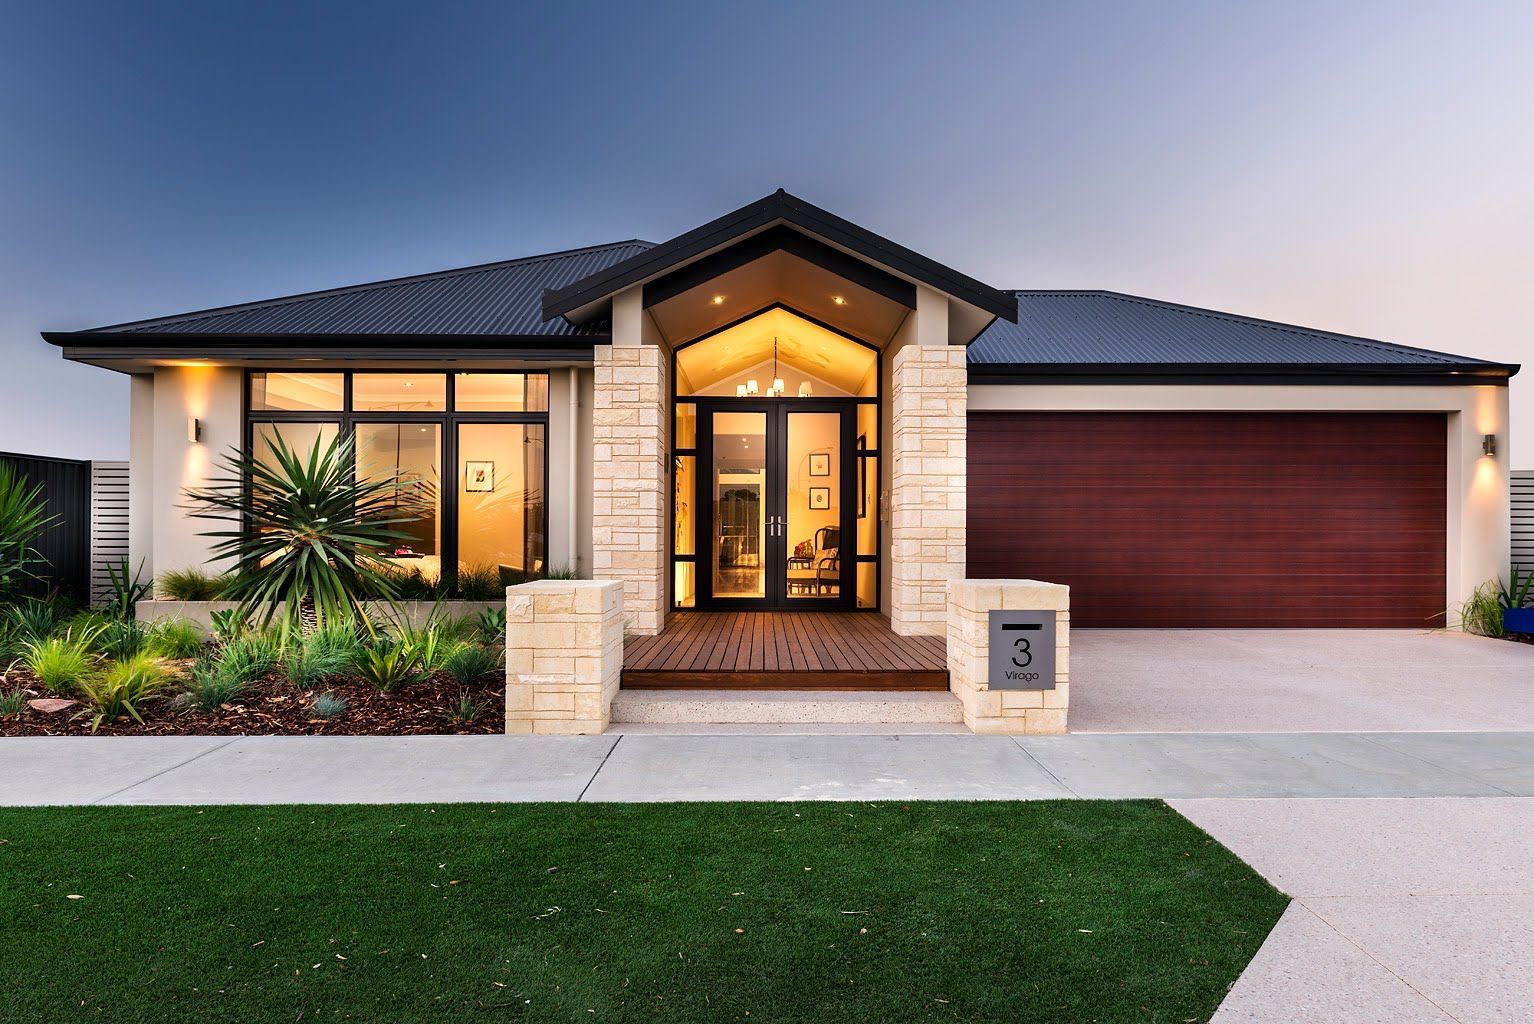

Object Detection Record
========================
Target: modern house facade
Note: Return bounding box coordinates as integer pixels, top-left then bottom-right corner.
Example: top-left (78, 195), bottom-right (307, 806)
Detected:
top-left (45, 191), bottom-right (1517, 657)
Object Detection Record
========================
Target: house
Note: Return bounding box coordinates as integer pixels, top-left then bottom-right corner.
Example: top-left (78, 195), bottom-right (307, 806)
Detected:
top-left (44, 189), bottom-right (1517, 656)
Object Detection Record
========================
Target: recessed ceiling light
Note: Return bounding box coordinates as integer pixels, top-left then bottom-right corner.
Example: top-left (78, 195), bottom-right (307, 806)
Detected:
top-left (831, 295), bottom-right (846, 305)
top-left (711, 295), bottom-right (725, 305)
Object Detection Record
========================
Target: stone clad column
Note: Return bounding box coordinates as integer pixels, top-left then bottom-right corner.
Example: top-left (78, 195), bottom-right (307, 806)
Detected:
top-left (505, 580), bottom-right (623, 734)
top-left (946, 579), bottom-right (1070, 734)
top-left (889, 344), bottom-right (967, 635)
top-left (592, 343), bottom-right (667, 635)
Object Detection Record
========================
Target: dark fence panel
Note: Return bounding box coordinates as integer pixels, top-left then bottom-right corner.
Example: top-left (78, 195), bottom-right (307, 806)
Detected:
top-left (0, 451), bottom-right (91, 602)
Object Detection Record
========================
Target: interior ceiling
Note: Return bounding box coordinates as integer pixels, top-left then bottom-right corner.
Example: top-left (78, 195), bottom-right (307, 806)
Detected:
top-left (646, 250), bottom-right (909, 347)
top-left (675, 308), bottom-right (876, 396)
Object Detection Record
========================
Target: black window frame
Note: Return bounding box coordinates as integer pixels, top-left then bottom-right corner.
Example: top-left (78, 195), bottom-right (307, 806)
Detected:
top-left (243, 370), bottom-right (552, 590)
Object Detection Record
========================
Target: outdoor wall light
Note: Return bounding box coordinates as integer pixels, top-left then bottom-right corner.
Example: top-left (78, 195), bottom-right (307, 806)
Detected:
top-left (187, 417), bottom-right (202, 443)
top-left (1483, 433), bottom-right (1497, 456)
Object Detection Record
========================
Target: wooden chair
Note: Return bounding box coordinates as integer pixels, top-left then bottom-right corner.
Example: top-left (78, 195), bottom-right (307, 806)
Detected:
top-left (786, 527), bottom-right (840, 595)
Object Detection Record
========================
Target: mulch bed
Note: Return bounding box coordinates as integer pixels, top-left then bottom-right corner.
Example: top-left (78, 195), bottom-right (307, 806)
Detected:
top-left (0, 664), bottom-right (505, 737)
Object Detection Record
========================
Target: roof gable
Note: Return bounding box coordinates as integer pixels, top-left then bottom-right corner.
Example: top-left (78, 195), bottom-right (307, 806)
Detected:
top-left (540, 189), bottom-right (1018, 324)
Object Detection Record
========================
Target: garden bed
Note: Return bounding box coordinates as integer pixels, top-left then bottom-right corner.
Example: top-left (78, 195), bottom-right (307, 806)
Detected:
top-left (0, 662), bottom-right (504, 737)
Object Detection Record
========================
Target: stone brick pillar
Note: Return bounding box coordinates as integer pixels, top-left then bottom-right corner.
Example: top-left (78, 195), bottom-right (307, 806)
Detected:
top-left (889, 344), bottom-right (967, 635)
top-left (592, 344), bottom-right (667, 635)
top-left (505, 580), bottom-right (623, 734)
top-left (946, 579), bottom-right (1070, 735)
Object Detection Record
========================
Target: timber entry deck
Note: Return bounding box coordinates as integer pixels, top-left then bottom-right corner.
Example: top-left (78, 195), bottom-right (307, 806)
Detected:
top-left (622, 612), bottom-right (949, 690)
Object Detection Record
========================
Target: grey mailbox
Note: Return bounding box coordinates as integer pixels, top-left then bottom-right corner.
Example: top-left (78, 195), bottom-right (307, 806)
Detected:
top-left (988, 610), bottom-right (1056, 690)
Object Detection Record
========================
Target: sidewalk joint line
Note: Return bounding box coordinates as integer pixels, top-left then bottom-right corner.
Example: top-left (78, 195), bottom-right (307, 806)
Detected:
top-left (1297, 899), bottom-right (1467, 1024)
top-left (576, 736), bottom-right (623, 802)
top-left (1354, 733), bottom-right (1518, 796)
top-left (90, 736), bottom-right (243, 805)
top-left (1010, 737), bottom-right (1078, 796)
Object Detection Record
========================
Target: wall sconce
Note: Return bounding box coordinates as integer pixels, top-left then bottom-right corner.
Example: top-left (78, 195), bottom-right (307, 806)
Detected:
top-left (1482, 434), bottom-right (1497, 457)
top-left (187, 417), bottom-right (202, 443)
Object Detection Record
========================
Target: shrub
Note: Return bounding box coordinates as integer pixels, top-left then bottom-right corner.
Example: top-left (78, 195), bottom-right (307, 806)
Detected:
top-left (183, 656), bottom-right (249, 712)
top-left (445, 690), bottom-right (484, 726)
top-left (0, 458), bottom-right (58, 600)
top-left (217, 630), bottom-right (280, 683)
top-left (352, 636), bottom-right (426, 692)
top-left (1458, 580), bottom-right (1504, 637)
top-left (76, 653), bottom-right (171, 731)
top-left (210, 607), bottom-right (253, 645)
top-left (1499, 566), bottom-right (1533, 610)
top-left (0, 688), bottom-right (25, 719)
top-left (474, 606), bottom-right (506, 645)
top-left (97, 619), bottom-right (149, 660)
top-left (7, 596), bottom-right (63, 645)
top-left (310, 691), bottom-right (348, 719)
top-left (19, 631), bottom-right (97, 692)
top-left (454, 563), bottom-right (502, 600)
top-left (145, 619), bottom-right (207, 660)
top-left (157, 568), bottom-right (228, 602)
top-left (281, 624), bottom-right (361, 688)
top-left (440, 642), bottom-right (501, 686)
top-left (100, 559), bottom-right (153, 621)
top-left (384, 565), bottom-right (444, 600)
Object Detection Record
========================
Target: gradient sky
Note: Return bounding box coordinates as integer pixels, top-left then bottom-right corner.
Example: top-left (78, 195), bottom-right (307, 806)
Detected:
top-left (3, 0), bottom-right (1531, 459)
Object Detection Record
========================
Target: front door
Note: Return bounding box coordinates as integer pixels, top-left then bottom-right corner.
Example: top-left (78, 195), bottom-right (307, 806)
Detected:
top-left (695, 401), bottom-right (855, 609)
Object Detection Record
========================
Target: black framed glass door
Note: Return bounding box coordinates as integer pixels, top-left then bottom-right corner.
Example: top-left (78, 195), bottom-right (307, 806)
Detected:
top-left (695, 400), bottom-right (855, 610)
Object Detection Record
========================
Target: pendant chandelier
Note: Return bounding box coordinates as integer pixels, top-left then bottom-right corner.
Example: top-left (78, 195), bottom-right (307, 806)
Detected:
top-left (736, 337), bottom-right (798, 397)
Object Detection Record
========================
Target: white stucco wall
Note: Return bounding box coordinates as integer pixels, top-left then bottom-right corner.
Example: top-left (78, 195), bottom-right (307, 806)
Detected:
top-left (969, 382), bottom-right (1513, 612)
top-left (148, 364), bottom-right (243, 581)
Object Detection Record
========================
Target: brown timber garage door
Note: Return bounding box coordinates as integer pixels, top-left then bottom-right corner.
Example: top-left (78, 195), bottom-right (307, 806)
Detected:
top-left (968, 412), bottom-right (1447, 628)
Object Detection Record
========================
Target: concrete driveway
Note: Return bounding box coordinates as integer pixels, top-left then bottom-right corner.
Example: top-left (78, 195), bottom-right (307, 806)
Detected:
top-left (1070, 630), bottom-right (1534, 733)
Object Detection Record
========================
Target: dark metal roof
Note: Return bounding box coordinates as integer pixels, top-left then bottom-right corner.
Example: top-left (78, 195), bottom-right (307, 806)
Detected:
top-left (542, 189), bottom-right (1019, 323)
top-left (49, 240), bottom-right (653, 343)
top-left (968, 291), bottom-right (1518, 382)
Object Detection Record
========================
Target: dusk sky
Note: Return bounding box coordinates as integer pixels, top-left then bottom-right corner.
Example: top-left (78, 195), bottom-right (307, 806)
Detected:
top-left (3, 0), bottom-right (1530, 459)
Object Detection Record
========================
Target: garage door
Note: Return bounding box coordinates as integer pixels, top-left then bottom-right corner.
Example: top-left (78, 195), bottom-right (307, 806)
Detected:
top-left (968, 412), bottom-right (1447, 627)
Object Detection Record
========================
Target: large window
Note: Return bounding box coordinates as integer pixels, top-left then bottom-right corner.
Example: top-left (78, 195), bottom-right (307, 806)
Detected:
top-left (245, 372), bottom-right (548, 589)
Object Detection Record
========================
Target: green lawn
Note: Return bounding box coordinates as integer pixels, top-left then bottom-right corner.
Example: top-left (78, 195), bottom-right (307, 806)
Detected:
top-left (0, 801), bottom-right (1284, 1023)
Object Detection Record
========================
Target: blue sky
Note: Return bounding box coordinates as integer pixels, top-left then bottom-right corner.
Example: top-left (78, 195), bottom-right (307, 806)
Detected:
top-left (3, 0), bottom-right (1531, 458)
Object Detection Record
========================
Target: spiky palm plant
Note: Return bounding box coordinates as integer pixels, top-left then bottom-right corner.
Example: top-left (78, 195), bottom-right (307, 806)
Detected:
top-left (0, 459), bottom-right (58, 600)
top-left (183, 432), bottom-right (426, 630)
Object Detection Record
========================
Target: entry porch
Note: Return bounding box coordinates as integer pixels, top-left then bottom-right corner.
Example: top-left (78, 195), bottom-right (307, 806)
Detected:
top-left (621, 611), bottom-right (948, 690)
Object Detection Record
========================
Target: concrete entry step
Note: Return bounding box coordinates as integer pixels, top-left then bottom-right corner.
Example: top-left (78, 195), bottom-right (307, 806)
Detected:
top-left (611, 689), bottom-right (965, 725)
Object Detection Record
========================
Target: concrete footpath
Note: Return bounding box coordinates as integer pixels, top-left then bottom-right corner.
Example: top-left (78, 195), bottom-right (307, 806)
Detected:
top-left (2, 730), bottom-right (1531, 804)
top-left (1183, 798), bottom-right (1533, 1024)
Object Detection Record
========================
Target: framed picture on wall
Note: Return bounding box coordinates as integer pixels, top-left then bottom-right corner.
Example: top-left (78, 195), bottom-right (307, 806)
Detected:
top-left (808, 486), bottom-right (831, 510)
top-left (809, 452), bottom-right (831, 477)
top-left (465, 460), bottom-right (495, 492)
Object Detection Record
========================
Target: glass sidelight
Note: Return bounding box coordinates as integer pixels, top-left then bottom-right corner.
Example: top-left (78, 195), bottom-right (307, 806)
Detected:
top-left (784, 411), bottom-right (842, 600)
top-left (710, 410), bottom-right (768, 599)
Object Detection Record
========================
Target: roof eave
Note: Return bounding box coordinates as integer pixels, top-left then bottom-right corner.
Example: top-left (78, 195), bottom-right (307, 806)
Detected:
top-left (967, 361), bottom-right (1520, 386)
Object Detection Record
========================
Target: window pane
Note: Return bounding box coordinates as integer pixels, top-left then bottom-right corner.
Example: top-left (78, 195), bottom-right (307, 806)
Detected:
top-left (673, 455), bottom-right (695, 555)
top-left (251, 421), bottom-right (339, 468)
top-left (353, 374), bottom-right (447, 412)
top-left (250, 373), bottom-right (343, 412)
top-left (857, 455), bottom-right (878, 556)
top-left (675, 403), bottom-right (696, 449)
top-left (857, 562), bottom-right (877, 609)
top-left (457, 423), bottom-right (546, 586)
top-left (354, 423), bottom-right (443, 583)
top-left (857, 403), bottom-right (878, 450)
top-left (785, 411), bottom-right (841, 601)
top-left (674, 562), bottom-right (696, 608)
top-left (454, 373), bottom-right (549, 412)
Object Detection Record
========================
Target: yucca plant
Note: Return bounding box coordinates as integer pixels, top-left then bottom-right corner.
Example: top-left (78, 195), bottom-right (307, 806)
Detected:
top-left (76, 653), bottom-right (171, 731)
top-left (19, 629), bottom-right (99, 692)
top-left (183, 432), bottom-right (428, 631)
top-left (352, 636), bottom-right (426, 692)
top-left (0, 459), bottom-right (58, 601)
top-left (440, 642), bottom-right (501, 686)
